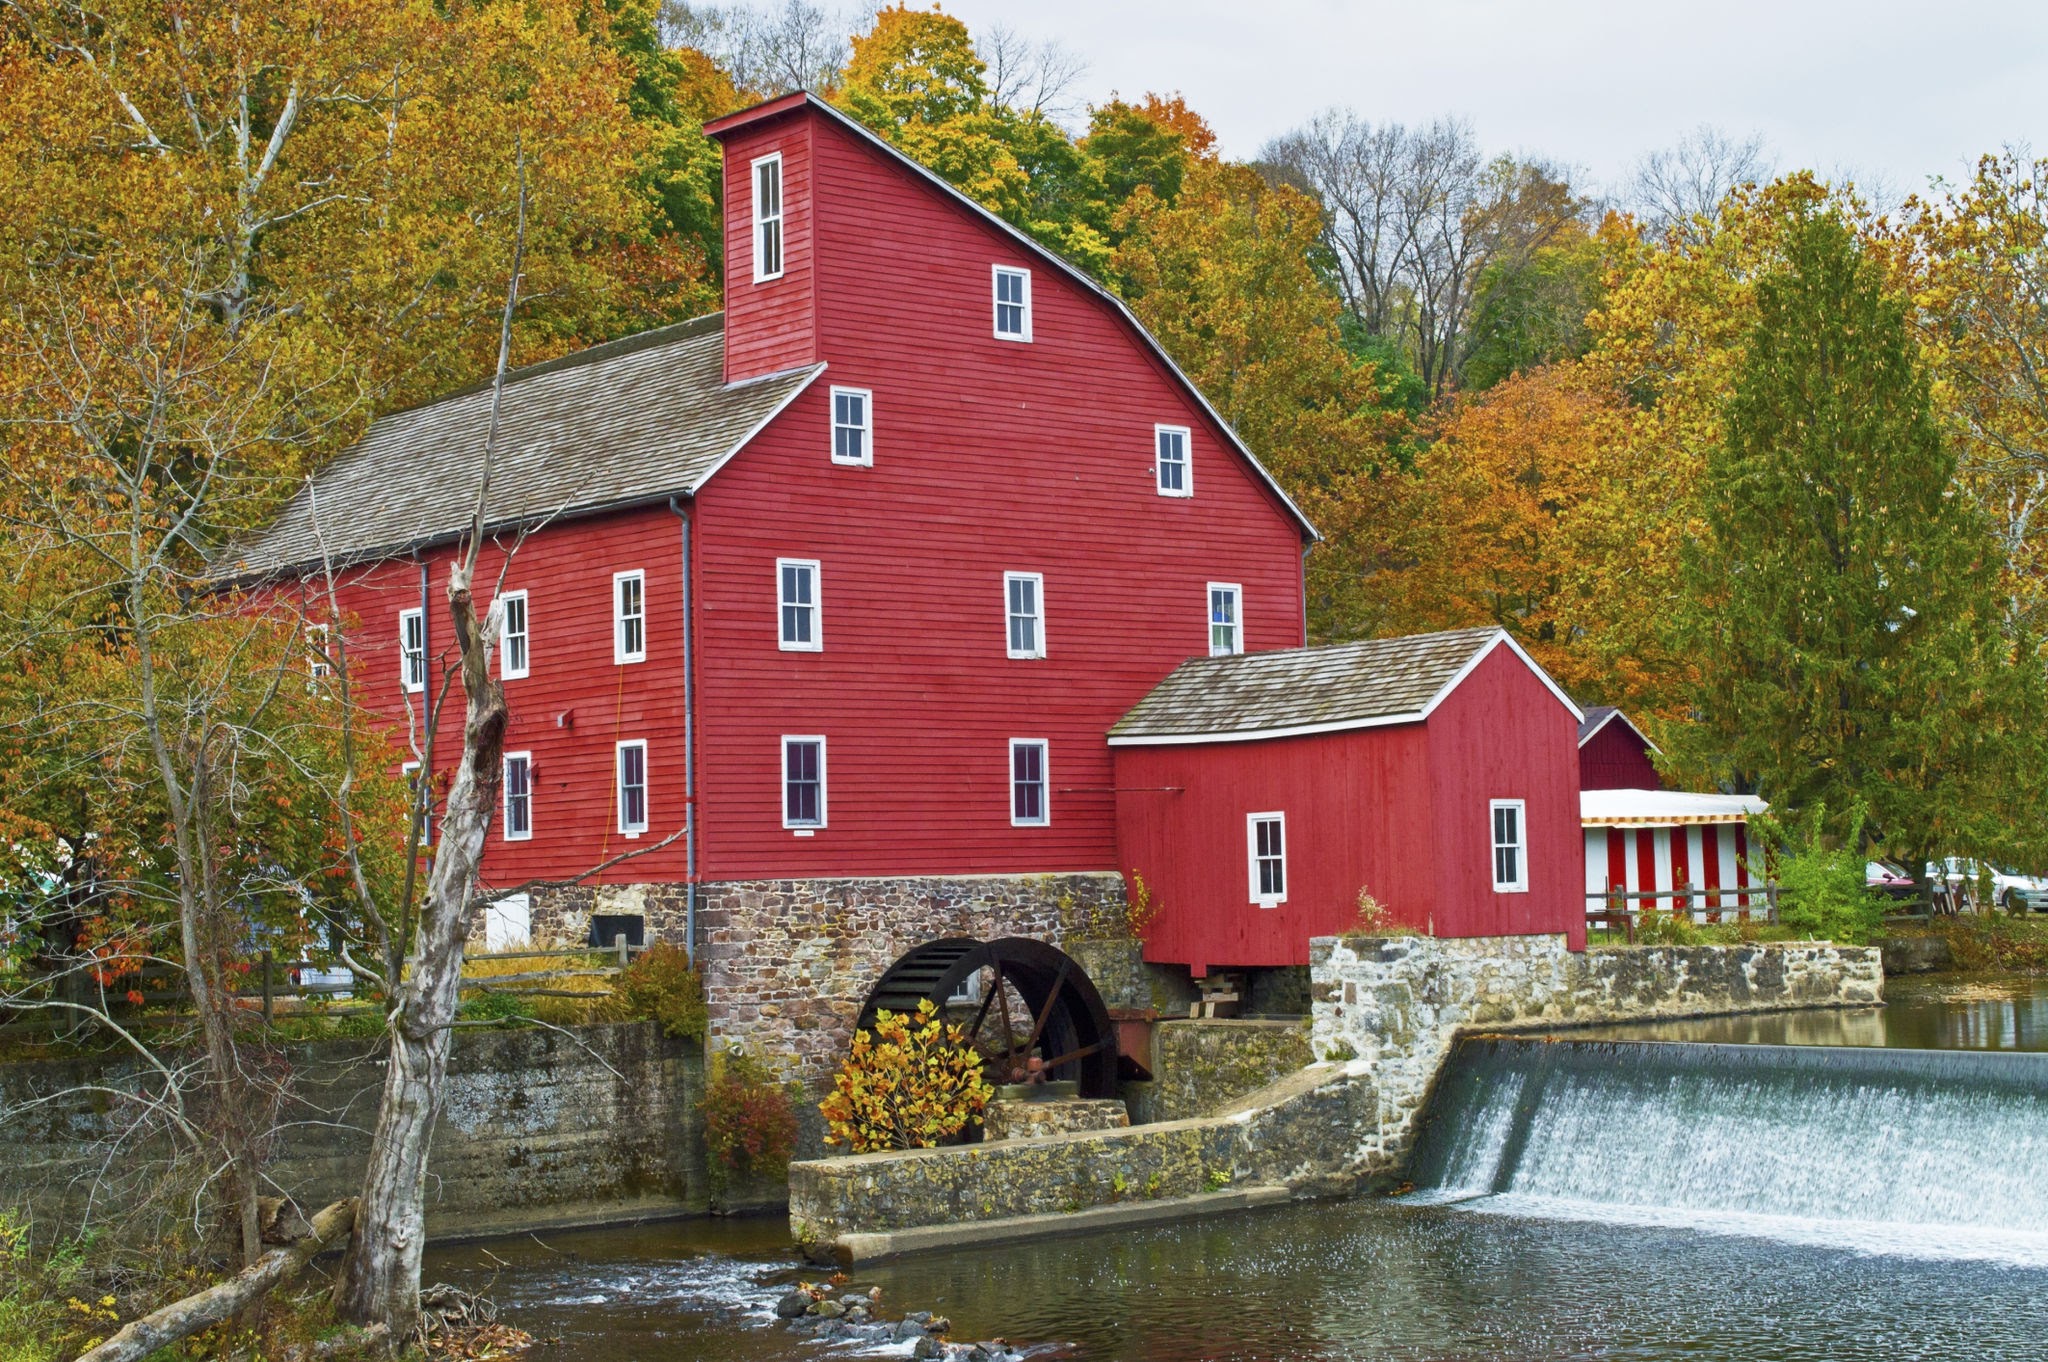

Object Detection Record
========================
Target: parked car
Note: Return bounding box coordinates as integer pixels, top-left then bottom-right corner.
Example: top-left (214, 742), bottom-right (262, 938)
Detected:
top-left (1927, 858), bottom-right (2048, 914)
top-left (1865, 861), bottom-right (1918, 902)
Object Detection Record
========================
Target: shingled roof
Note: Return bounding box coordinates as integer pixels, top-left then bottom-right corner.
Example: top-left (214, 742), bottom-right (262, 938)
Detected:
top-left (1107, 627), bottom-right (1580, 745)
top-left (224, 314), bottom-right (822, 577)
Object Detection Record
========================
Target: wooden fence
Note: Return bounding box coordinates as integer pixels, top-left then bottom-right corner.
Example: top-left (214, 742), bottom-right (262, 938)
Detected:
top-left (1584, 883), bottom-right (1781, 943)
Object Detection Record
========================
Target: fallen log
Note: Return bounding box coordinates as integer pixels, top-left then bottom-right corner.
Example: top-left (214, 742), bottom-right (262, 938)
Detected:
top-left (73, 1198), bottom-right (359, 1362)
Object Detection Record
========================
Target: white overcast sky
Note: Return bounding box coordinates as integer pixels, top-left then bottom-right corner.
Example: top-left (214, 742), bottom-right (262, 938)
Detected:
top-left (936, 0), bottom-right (2047, 199)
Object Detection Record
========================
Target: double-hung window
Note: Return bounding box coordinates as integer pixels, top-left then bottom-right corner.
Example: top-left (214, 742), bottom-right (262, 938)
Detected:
top-left (614, 571), bottom-right (646, 664)
top-left (1010, 739), bottom-right (1049, 827)
top-left (752, 152), bottom-right (784, 282)
top-left (993, 265), bottom-right (1032, 341)
top-left (497, 590), bottom-right (529, 679)
top-left (777, 559), bottom-right (820, 651)
top-left (502, 752), bottom-right (533, 842)
top-left (1005, 572), bottom-right (1045, 659)
top-left (1491, 800), bottom-right (1528, 892)
top-left (616, 740), bottom-right (648, 837)
top-left (1208, 583), bottom-right (1243, 657)
top-left (831, 387), bottom-right (872, 466)
top-left (1248, 812), bottom-right (1287, 907)
top-left (783, 736), bottom-right (826, 831)
top-left (399, 608), bottom-right (425, 693)
top-left (306, 623), bottom-right (332, 680)
top-left (1156, 424), bottom-right (1191, 497)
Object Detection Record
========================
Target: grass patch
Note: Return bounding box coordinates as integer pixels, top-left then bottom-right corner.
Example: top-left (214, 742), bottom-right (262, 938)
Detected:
top-left (1885, 913), bottom-right (2048, 974)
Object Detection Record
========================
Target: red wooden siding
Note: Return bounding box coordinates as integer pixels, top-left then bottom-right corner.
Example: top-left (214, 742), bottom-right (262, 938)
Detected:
top-left (1115, 644), bottom-right (1585, 970)
top-left (719, 111), bottom-right (819, 384)
top-left (1114, 725), bottom-right (1435, 972)
top-left (319, 505), bottom-right (695, 889)
top-left (1579, 718), bottom-right (1661, 790)
top-left (689, 105), bottom-right (1308, 881)
top-left (1423, 645), bottom-right (1586, 945)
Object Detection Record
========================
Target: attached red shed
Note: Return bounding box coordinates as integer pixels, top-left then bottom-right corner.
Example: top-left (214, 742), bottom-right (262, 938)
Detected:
top-left (1110, 627), bottom-right (1587, 974)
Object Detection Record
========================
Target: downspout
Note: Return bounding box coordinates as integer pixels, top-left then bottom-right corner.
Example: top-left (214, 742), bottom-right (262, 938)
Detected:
top-left (668, 498), bottom-right (698, 967)
top-left (1300, 544), bottom-right (1312, 646)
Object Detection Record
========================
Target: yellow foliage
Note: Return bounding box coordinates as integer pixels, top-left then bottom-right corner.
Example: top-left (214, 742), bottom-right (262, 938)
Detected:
top-left (819, 1000), bottom-right (994, 1154)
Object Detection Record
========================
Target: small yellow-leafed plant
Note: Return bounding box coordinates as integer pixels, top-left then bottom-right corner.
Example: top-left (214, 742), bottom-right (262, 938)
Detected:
top-left (820, 1000), bottom-right (994, 1153)
top-left (1125, 869), bottom-right (1161, 940)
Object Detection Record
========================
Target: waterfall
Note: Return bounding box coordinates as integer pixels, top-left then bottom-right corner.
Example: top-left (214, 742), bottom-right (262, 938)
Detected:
top-left (1406, 1038), bottom-right (2048, 1265)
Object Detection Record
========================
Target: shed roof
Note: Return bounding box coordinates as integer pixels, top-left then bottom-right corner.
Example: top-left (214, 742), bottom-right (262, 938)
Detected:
top-left (1578, 704), bottom-right (1661, 752)
top-left (222, 314), bottom-right (822, 578)
top-left (1580, 788), bottom-right (1767, 828)
top-left (1108, 627), bottom-right (1581, 746)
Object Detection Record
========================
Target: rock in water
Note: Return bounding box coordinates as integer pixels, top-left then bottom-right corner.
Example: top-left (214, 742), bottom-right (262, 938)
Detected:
top-left (813, 1298), bottom-right (846, 1319)
top-left (774, 1290), bottom-right (811, 1319)
top-left (910, 1339), bottom-right (944, 1360)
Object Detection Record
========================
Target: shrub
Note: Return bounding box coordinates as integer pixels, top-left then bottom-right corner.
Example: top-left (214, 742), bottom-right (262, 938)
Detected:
top-left (456, 989), bottom-right (533, 1024)
top-left (703, 1049), bottom-right (800, 1195)
top-left (819, 1000), bottom-right (993, 1153)
top-left (610, 943), bottom-right (708, 1041)
top-left (1125, 870), bottom-right (1161, 940)
top-left (1759, 802), bottom-right (1884, 945)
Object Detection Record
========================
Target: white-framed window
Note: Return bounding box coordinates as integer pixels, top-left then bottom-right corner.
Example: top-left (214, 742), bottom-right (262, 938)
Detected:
top-left (831, 387), bottom-right (872, 466)
top-left (782, 736), bottom-right (826, 831)
top-left (1010, 739), bottom-right (1049, 827)
top-left (399, 607), bottom-right (425, 693)
top-left (752, 152), bottom-right (784, 282)
top-left (1248, 812), bottom-right (1287, 907)
top-left (1491, 799), bottom-right (1528, 892)
top-left (306, 623), bottom-right (332, 680)
top-left (1005, 571), bottom-right (1045, 659)
top-left (502, 751), bottom-right (533, 842)
top-left (616, 740), bottom-right (649, 837)
top-left (1208, 583), bottom-right (1243, 657)
top-left (497, 590), bottom-right (529, 679)
top-left (993, 264), bottom-right (1032, 341)
top-left (776, 558), bottom-right (820, 651)
top-left (613, 570), bottom-right (646, 664)
top-left (401, 760), bottom-right (432, 848)
top-left (1156, 424), bottom-right (1192, 497)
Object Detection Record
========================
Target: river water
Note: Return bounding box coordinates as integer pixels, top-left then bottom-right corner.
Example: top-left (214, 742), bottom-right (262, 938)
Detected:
top-left (424, 975), bottom-right (2048, 1361)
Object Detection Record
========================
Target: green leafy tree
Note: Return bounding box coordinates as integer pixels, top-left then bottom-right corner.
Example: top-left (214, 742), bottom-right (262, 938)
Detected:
top-left (1667, 208), bottom-right (2048, 868)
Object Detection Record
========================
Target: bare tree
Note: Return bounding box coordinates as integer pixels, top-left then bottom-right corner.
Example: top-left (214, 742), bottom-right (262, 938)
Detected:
top-left (666, 0), bottom-right (856, 96)
top-left (981, 25), bottom-right (1087, 123)
top-left (1627, 124), bottom-right (1772, 244)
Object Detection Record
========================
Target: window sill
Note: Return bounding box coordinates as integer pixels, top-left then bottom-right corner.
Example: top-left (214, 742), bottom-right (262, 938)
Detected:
top-left (1254, 898), bottom-right (1285, 910)
top-left (1492, 884), bottom-right (1530, 894)
top-left (790, 827), bottom-right (817, 837)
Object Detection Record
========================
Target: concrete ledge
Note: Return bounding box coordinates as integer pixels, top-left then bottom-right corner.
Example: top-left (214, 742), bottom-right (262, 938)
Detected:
top-left (832, 1184), bottom-right (1293, 1263)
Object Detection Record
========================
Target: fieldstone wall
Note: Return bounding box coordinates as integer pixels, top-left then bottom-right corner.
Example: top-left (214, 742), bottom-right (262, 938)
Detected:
top-left (0, 1022), bottom-right (706, 1243)
top-left (1310, 933), bottom-right (1884, 1168)
top-left (982, 1097), bottom-right (1130, 1141)
top-left (1146, 1019), bottom-right (1314, 1122)
top-left (690, 873), bottom-right (1125, 1091)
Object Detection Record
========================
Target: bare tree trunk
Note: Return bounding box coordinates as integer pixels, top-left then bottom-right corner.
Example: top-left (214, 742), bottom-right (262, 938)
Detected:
top-left (333, 147), bottom-right (525, 1334)
top-left (331, 573), bottom-right (504, 1332)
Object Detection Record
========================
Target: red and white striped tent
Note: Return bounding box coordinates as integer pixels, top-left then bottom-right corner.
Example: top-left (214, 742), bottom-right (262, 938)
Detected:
top-left (1582, 789), bottom-right (1769, 920)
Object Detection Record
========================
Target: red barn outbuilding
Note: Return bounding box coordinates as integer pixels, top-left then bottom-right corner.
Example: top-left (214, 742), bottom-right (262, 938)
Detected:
top-left (1578, 705), bottom-right (1663, 790)
top-left (1110, 628), bottom-right (1588, 973)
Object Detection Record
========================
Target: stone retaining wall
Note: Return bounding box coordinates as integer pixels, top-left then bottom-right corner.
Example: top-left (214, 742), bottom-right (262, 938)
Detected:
top-left (791, 934), bottom-right (1882, 1252)
top-left (0, 1022), bottom-right (705, 1242)
top-left (1310, 933), bottom-right (1884, 1168)
top-left (1144, 1019), bottom-right (1314, 1123)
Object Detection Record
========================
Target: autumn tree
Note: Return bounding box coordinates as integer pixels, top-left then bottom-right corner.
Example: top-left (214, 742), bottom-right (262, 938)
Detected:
top-left (1666, 208), bottom-right (2045, 865)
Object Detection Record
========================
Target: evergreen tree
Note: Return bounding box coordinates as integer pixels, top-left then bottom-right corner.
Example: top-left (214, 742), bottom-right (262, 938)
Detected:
top-left (1671, 209), bottom-right (2047, 867)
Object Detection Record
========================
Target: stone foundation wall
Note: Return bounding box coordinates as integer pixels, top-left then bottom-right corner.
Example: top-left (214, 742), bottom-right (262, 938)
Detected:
top-left (1146, 1019), bottom-right (1314, 1123)
top-left (695, 873), bottom-right (1125, 1091)
top-left (1, 1022), bottom-right (706, 1243)
top-left (1310, 933), bottom-right (1884, 1169)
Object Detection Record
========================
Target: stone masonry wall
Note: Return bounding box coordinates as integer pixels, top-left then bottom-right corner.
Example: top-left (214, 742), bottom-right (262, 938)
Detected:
top-left (1310, 933), bottom-right (1884, 1169)
top-left (694, 873), bottom-right (1125, 1091)
top-left (1, 1022), bottom-right (706, 1243)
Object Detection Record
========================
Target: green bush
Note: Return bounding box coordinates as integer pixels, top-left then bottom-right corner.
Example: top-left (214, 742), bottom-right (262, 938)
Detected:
top-left (611, 943), bottom-right (708, 1041)
top-left (457, 989), bottom-right (534, 1024)
top-left (1758, 802), bottom-right (1885, 945)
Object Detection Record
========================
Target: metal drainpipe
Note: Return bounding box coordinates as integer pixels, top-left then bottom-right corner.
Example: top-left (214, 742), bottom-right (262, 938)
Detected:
top-left (1300, 544), bottom-right (1312, 645)
top-left (668, 498), bottom-right (698, 966)
top-left (415, 550), bottom-right (430, 677)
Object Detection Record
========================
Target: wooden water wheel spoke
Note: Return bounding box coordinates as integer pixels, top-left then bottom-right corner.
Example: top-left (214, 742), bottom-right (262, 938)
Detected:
top-left (1035, 1038), bottom-right (1106, 1072)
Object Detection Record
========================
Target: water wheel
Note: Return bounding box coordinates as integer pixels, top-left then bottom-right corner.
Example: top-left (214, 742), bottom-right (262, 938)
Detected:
top-left (856, 936), bottom-right (1118, 1099)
